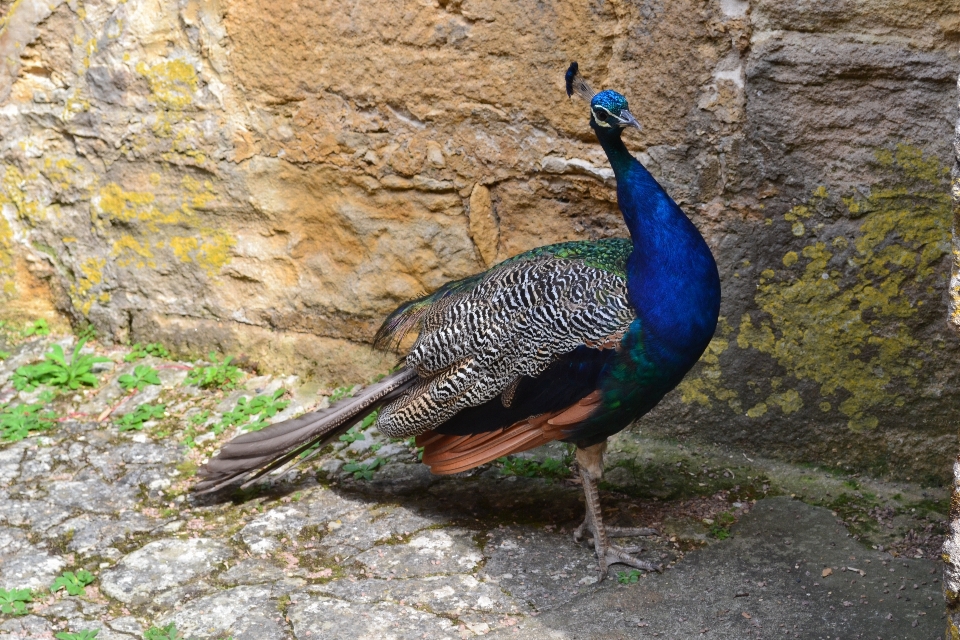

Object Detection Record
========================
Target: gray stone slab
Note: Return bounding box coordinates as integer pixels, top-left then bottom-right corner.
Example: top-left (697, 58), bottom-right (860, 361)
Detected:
top-left (287, 596), bottom-right (459, 639)
top-left (164, 585), bottom-right (293, 640)
top-left (46, 480), bottom-right (137, 515)
top-left (219, 558), bottom-right (288, 586)
top-left (353, 528), bottom-right (482, 578)
top-left (100, 538), bottom-right (233, 605)
top-left (238, 506), bottom-right (309, 555)
top-left (0, 615), bottom-right (54, 638)
top-left (46, 511), bottom-right (157, 555)
top-left (0, 547), bottom-right (65, 590)
top-left (0, 444), bottom-right (25, 486)
top-left (479, 527), bottom-right (621, 612)
top-left (0, 525), bottom-right (30, 558)
top-left (318, 504), bottom-right (435, 554)
top-left (0, 499), bottom-right (71, 531)
top-left (485, 497), bottom-right (944, 639)
top-left (313, 574), bottom-right (521, 618)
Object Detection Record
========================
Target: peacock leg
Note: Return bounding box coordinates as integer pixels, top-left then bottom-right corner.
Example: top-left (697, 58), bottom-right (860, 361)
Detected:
top-left (574, 443), bottom-right (662, 579)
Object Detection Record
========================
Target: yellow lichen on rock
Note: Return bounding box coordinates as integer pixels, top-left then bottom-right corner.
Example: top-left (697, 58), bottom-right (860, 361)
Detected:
top-left (736, 145), bottom-right (950, 431)
top-left (677, 317), bottom-right (740, 411)
top-left (112, 235), bottom-right (156, 269)
top-left (70, 257), bottom-right (106, 315)
top-left (92, 179), bottom-right (233, 279)
top-left (0, 212), bottom-right (15, 297)
top-left (136, 59), bottom-right (199, 111)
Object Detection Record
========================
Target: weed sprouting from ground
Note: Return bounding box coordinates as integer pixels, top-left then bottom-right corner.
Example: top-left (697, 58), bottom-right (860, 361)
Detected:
top-left (56, 631), bottom-right (99, 640)
top-left (214, 389), bottom-right (289, 434)
top-left (344, 457), bottom-right (384, 480)
top-left (184, 353), bottom-right (243, 390)
top-left (708, 511), bottom-right (736, 540)
top-left (118, 364), bottom-right (162, 391)
top-left (51, 569), bottom-right (95, 596)
top-left (0, 587), bottom-right (32, 615)
top-left (498, 455), bottom-right (572, 482)
top-left (143, 624), bottom-right (182, 640)
top-left (12, 339), bottom-right (110, 391)
top-left (0, 402), bottom-right (55, 442)
top-left (116, 403), bottom-right (167, 432)
top-left (124, 342), bottom-right (170, 362)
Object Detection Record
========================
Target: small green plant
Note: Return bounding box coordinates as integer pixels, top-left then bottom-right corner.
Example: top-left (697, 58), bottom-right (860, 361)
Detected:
top-left (56, 630), bottom-right (99, 640)
top-left (188, 410), bottom-right (211, 427)
top-left (22, 319), bottom-right (50, 337)
top-left (498, 456), bottom-right (571, 481)
top-left (338, 426), bottom-right (365, 444)
top-left (0, 403), bottom-right (55, 443)
top-left (343, 457), bottom-right (384, 480)
top-left (0, 403), bottom-right (54, 442)
top-left (339, 410), bottom-right (378, 444)
top-left (118, 364), bottom-right (162, 391)
top-left (124, 342), bottom-right (170, 362)
top-left (708, 511), bottom-right (736, 540)
top-left (116, 403), bottom-right (166, 432)
top-left (76, 324), bottom-right (97, 342)
top-left (184, 353), bottom-right (243, 390)
top-left (617, 569), bottom-right (642, 584)
top-left (181, 410), bottom-right (211, 448)
top-left (51, 569), bottom-right (95, 596)
top-left (213, 389), bottom-right (289, 434)
top-left (0, 350), bottom-right (9, 360)
top-left (144, 623), bottom-right (181, 640)
top-left (12, 339), bottom-right (109, 391)
top-left (328, 385), bottom-right (356, 403)
top-left (0, 587), bottom-right (32, 615)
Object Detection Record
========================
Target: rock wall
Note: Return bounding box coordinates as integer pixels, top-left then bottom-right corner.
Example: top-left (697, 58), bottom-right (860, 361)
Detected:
top-left (0, 0), bottom-right (958, 481)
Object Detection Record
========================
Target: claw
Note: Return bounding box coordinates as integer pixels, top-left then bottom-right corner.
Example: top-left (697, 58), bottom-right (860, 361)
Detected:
top-left (603, 546), bottom-right (662, 573)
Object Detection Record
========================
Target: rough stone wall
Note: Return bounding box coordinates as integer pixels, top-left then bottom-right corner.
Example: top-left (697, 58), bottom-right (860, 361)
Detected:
top-left (0, 0), bottom-right (958, 481)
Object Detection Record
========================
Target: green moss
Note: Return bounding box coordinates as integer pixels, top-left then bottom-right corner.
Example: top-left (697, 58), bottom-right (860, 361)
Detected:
top-left (736, 144), bottom-right (949, 430)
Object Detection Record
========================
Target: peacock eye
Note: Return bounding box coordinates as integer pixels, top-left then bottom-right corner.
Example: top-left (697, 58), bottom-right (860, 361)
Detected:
top-left (593, 107), bottom-right (608, 122)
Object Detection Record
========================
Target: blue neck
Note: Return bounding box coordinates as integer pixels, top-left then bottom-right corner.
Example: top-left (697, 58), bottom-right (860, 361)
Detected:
top-left (594, 122), bottom-right (721, 369)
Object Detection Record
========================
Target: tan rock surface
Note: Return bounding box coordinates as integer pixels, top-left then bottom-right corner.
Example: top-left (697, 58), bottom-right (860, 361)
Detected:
top-left (0, 0), bottom-right (958, 480)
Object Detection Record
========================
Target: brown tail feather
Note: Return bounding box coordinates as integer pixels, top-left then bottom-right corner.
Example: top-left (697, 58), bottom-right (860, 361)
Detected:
top-left (193, 368), bottom-right (417, 493)
top-left (419, 392), bottom-right (602, 475)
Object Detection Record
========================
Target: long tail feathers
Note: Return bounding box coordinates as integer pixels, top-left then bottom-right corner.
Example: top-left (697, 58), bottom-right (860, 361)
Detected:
top-left (193, 368), bottom-right (418, 494)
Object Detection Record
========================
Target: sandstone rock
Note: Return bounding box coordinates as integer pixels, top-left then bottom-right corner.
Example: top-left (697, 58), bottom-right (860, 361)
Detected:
top-left (0, 0), bottom-right (956, 484)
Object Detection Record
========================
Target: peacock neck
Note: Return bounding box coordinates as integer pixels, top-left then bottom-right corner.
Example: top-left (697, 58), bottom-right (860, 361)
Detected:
top-left (594, 125), bottom-right (721, 370)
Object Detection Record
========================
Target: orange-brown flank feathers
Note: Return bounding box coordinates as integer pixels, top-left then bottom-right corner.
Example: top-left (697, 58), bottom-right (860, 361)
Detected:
top-left (417, 391), bottom-right (602, 475)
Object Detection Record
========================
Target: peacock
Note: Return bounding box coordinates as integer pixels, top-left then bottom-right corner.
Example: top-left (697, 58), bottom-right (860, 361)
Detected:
top-left (194, 62), bottom-right (721, 577)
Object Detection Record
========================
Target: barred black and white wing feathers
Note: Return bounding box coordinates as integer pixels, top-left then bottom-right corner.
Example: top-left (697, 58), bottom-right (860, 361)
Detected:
top-left (373, 239), bottom-right (636, 438)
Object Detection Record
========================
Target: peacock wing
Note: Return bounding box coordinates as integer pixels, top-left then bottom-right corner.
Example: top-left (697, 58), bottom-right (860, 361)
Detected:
top-left (373, 239), bottom-right (636, 439)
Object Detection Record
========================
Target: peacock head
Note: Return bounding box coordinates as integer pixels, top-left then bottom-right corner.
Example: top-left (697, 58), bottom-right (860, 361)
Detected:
top-left (565, 62), bottom-right (641, 132)
top-left (589, 90), bottom-right (640, 131)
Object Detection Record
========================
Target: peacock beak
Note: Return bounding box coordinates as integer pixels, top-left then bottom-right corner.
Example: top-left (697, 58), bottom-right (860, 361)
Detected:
top-left (617, 109), bottom-right (642, 130)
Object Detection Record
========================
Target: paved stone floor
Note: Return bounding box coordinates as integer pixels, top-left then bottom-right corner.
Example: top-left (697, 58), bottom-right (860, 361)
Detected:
top-left (0, 334), bottom-right (949, 639)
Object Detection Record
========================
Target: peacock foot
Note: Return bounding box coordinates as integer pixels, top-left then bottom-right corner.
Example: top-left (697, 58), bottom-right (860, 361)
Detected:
top-left (574, 517), bottom-right (662, 577)
top-left (600, 543), bottom-right (662, 574)
top-left (574, 519), bottom-right (658, 544)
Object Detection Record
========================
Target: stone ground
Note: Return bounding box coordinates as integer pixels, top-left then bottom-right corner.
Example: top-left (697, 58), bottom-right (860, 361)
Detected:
top-left (0, 331), bottom-right (950, 639)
